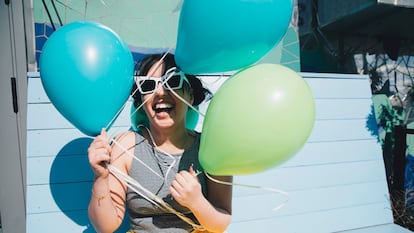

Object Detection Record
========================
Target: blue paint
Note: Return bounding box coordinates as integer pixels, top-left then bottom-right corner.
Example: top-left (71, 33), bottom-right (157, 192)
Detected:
top-left (49, 137), bottom-right (93, 228)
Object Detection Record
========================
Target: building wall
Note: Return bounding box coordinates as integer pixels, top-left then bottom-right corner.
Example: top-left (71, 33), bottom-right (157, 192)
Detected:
top-left (33, 0), bottom-right (301, 72)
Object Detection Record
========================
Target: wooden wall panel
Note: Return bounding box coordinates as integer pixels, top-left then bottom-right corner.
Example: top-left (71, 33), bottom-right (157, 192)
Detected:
top-left (26, 72), bottom-right (394, 233)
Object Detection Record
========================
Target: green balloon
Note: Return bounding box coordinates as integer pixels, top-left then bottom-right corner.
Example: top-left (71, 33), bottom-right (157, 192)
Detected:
top-left (199, 64), bottom-right (315, 175)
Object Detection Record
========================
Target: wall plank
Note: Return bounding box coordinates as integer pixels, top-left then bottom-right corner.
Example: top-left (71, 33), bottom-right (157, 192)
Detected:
top-left (26, 73), bottom-right (394, 233)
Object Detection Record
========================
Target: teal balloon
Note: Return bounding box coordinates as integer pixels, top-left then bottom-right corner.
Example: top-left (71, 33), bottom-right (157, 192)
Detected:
top-left (186, 106), bottom-right (200, 130)
top-left (130, 104), bottom-right (150, 130)
top-left (130, 104), bottom-right (199, 130)
top-left (40, 21), bottom-right (134, 136)
top-left (175, 0), bottom-right (294, 74)
top-left (199, 64), bottom-right (315, 175)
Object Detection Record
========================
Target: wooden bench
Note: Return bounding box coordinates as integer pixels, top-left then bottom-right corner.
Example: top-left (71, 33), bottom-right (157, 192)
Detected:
top-left (26, 72), bottom-right (412, 232)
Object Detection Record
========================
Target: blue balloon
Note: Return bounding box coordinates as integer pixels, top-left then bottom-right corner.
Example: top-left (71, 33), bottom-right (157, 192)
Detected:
top-left (130, 104), bottom-right (149, 130)
top-left (175, 0), bottom-right (294, 74)
top-left (185, 106), bottom-right (199, 130)
top-left (40, 21), bottom-right (134, 136)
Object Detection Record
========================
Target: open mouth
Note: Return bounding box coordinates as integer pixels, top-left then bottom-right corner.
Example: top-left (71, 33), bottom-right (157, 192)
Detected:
top-left (153, 103), bottom-right (174, 113)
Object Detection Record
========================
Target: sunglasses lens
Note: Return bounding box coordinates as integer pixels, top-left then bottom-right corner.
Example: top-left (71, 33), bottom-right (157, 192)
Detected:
top-left (139, 80), bottom-right (156, 93)
top-left (166, 75), bottom-right (182, 89)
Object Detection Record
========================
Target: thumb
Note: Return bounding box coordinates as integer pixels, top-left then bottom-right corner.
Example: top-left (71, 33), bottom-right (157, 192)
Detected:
top-left (101, 128), bottom-right (107, 138)
top-left (189, 166), bottom-right (196, 176)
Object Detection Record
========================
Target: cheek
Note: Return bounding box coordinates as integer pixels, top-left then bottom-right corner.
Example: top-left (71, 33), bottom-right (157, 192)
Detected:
top-left (141, 96), bottom-right (153, 111)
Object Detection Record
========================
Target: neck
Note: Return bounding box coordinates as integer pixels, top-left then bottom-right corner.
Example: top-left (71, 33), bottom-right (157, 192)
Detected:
top-left (146, 125), bottom-right (194, 152)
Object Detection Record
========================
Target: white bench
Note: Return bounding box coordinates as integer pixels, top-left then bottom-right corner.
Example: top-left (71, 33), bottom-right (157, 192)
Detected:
top-left (26, 72), bottom-right (412, 232)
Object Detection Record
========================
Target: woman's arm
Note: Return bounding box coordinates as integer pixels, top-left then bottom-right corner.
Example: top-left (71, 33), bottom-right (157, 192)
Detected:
top-left (88, 130), bottom-right (134, 233)
top-left (170, 168), bottom-right (233, 233)
top-left (88, 175), bottom-right (126, 233)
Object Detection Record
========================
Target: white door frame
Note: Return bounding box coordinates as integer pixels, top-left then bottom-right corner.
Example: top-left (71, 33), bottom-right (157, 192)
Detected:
top-left (0, 0), bottom-right (34, 232)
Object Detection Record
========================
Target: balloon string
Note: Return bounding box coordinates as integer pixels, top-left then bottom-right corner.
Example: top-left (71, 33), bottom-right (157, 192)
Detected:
top-left (108, 124), bottom-right (180, 185)
top-left (204, 172), bottom-right (290, 212)
top-left (108, 164), bottom-right (204, 231)
top-left (129, 67), bottom-right (206, 123)
top-left (91, 27), bottom-right (206, 227)
top-left (109, 137), bottom-right (164, 180)
top-left (106, 49), bottom-right (173, 131)
top-left (129, 49), bottom-right (171, 101)
top-left (167, 84), bottom-right (205, 117)
top-left (138, 125), bottom-right (179, 184)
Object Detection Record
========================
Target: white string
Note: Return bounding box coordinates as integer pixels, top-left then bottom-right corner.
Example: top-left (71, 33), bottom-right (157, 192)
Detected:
top-left (108, 165), bottom-right (162, 207)
top-left (106, 51), bottom-right (187, 189)
top-left (138, 125), bottom-right (178, 183)
top-left (129, 50), bottom-right (172, 101)
top-left (167, 83), bottom-right (205, 117)
top-left (110, 136), bottom-right (164, 180)
top-left (105, 52), bottom-right (290, 231)
top-left (107, 49), bottom-right (173, 131)
top-left (130, 66), bottom-right (206, 122)
top-left (204, 172), bottom-right (290, 211)
top-left (108, 164), bottom-right (203, 230)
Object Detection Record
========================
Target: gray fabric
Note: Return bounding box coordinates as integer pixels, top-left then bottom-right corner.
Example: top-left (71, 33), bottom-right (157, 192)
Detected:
top-left (126, 130), bottom-right (207, 233)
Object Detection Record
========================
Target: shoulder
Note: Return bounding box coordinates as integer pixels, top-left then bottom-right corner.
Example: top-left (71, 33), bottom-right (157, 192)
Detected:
top-left (112, 131), bottom-right (136, 149)
top-left (110, 130), bottom-right (137, 169)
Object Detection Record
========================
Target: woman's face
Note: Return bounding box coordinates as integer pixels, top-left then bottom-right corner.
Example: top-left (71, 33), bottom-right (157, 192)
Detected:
top-left (141, 61), bottom-right (193, 130)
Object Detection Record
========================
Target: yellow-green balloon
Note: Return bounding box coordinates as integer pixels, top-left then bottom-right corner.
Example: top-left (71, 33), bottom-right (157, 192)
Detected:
top-left (199, 64), bottom-right (315, 175)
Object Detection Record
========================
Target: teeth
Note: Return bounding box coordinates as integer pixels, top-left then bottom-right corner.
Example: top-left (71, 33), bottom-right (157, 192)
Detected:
top-left (155, 103), bottom-right (173, 109)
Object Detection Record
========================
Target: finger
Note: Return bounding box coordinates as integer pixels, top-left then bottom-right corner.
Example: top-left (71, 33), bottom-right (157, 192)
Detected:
top-left (189, 166), bottom-right (196, 176)
top-left (170, 185), bottom-right (182, 201)
top-left (90, 143), bottom-right (110, 157)
top-left (91, 136), bottom-right (111, 152)
top-left (171, 179), bottom-right (184, 193)
top-left (91, 136), bottom-right (106, 148)
top-left (179, 170), bottom-right (197, 182)
top-left (174, 173), bottom-right (187, 185)
top-left (89, 143), bottom-right (110, 157)
top-left (90, 152), bottom-right (109, 165)
top-left (104, 142), bottom-right (112, 155)
top-left (101, 128), bottom-right (107, 138)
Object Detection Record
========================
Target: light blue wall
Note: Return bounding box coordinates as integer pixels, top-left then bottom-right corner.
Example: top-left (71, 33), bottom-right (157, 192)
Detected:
top-left (26, 72), bottom-right (394, 232)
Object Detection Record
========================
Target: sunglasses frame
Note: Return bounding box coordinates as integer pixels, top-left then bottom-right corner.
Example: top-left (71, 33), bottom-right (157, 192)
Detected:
top-left (134, 68), bottom-right (190, 95)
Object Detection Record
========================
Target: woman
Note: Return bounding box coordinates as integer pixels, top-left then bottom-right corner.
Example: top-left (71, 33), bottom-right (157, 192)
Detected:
top-left (87, 53), bottom-right (233, 233)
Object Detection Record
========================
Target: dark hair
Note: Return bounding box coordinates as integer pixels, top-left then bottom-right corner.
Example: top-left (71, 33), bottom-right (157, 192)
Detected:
top-left (131, 53), bottom-right (211, 107)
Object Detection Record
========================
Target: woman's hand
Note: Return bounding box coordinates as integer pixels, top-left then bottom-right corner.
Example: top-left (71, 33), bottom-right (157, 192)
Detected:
top-left (170, 167), bottom-right (203, 209)
top-left (88, 128), bottom-right (112, 179)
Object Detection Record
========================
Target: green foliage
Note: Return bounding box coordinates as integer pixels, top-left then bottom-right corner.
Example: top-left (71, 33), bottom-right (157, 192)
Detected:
top-left (377, 104), bottom-right (405, 150)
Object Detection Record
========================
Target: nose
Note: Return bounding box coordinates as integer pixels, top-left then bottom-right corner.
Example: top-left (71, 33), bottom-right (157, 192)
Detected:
top-left (154, 81), bottom-right (167, 95)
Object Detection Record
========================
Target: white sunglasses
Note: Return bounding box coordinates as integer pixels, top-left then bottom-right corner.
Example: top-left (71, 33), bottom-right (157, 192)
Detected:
top-left (135, 68), bottom-right (191, 95)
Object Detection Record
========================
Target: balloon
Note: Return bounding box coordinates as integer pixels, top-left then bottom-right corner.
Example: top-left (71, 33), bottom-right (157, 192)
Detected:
top-left (185, 106), bottom-right (200, 130)
top-left (199, 64), bottom-right (315, 175)
top-left (175, 0), bottom-right (294, 74)
top-left (40, 21), bottom-right (134, 136)
top-left (130, 103), bottom-right (150, 130)
top-left (130, 104), bottom-right (199, 130)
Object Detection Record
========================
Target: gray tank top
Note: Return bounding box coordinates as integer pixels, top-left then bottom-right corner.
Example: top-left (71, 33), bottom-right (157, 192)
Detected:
top-left (126, 130), bottom-right (207, 233)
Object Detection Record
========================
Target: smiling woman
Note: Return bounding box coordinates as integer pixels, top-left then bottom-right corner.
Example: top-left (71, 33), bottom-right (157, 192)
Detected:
top-left (87, 52), bottom-right (232, 233)
top-left (131, 54), bottom-right (211, 110)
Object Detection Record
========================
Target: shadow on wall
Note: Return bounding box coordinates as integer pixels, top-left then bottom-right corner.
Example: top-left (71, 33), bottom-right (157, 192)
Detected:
top-left (49, 137), bottom-right (95, 233)
top-left (366, 104), bottom-right (380, 142)
top-left (49, 137), bottom-right (130, 232)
